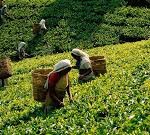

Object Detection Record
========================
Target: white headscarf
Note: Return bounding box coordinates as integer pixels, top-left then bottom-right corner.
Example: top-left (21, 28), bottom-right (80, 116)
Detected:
top-left (53, 59), bottom-right (71, 72)
top-left (44, 59), bottom-right (71, 89)
top-left (3, 5), bottom-right (7, 8)
top-left (39, 19), bottom-right (47, 30)
top-left (18, 42), bottom-right (26, 52)
top-left (72, 49), bottom-right (91, 69)
top-left (71, 48), bottom-right (89, 58)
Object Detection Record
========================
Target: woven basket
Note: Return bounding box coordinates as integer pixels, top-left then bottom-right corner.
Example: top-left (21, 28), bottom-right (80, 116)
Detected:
top-left (89, 56), bottom-right (107, 76)
top-left (32, 69), bottom-right (53, 102)
top-left (32, 23), bottom-right (41, 34)
top-left (90, 56), bottom-right (105, 60)
top-left (0, 58), bottom-right (12, 79)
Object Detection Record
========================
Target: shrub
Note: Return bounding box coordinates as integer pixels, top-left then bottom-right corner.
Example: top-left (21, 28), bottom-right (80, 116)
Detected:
top-left (1, 40), bottom-right (150, 134)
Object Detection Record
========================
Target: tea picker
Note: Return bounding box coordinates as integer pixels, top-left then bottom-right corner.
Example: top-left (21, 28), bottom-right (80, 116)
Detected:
top-left (32, 60), bottom-right (73, 114)
top-left (18, 42), bottom-right (30, 60)
top-left (0, 0), bottom-right (14, 22)
top-left (71, 48), bottom-right (95, 82)
top-left (39, 19), bottom-right (47, 31)
top-left (32, 19), bottom-right (47, 35)
top-left (71, 48), bottom-right (107, 82)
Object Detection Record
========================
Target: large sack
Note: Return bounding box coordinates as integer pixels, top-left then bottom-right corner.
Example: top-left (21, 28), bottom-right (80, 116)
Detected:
top-left (32, 23), bottom-right (41, 35)
top-left (90, 56), bottom-right (107, 76)
top-left (32, 69), bottom-right (53, 102)
top-left (0, 57), bottom-right (12, 79)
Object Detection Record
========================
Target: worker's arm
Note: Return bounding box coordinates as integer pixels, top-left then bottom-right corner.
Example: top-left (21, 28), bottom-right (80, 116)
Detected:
top-left (66, 85), bottom-right (73, 102)
top-left (79, 68), bottom-right (92, 79)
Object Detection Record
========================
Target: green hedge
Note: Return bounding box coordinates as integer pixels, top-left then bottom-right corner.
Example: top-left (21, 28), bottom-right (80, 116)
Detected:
top-left (93, 7), bottom-right (150, 46)
top-left (1, 40), bottom-right (150, 134)
top-left (1, 1), bottom-right (150, 58)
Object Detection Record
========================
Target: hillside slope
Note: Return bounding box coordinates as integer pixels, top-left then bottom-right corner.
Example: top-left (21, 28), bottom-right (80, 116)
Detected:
top-left (1, 0), bottom-right (150, 58)
top-left (0, 40), bottom-right (150, 134)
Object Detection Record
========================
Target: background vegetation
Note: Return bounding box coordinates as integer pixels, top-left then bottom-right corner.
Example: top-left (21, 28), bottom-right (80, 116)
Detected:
top-left (0, 0), bottom-right (150, 58)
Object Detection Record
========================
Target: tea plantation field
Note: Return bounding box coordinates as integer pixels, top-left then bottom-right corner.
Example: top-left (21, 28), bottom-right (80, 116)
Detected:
top-left (0, 0), bottom-right (150, 58)
top-left (0, 40), bottom-right (150, 134)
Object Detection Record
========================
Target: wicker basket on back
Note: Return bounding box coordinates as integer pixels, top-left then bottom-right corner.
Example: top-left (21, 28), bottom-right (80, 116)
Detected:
top-left (90, 56), bottom-right (107, 76)
top-left (32, 69), bottom-right (53, 102)
top-left (32, 23), bottom-right (41, 35)
top-left (0, 57), bottom-right (12, 79)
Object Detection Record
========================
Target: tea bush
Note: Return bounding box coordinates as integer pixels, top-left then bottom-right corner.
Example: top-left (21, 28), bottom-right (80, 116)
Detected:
top-left (92, 7), bottom-right (150, 46)
top-left (0, 40), bottom-right (150, 134)
top-left (2, 0), bottom-right (150, 57)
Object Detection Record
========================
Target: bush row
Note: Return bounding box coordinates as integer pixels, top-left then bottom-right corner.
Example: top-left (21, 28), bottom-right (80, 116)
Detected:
top-left (92, 7), bottom-right (150, 46)
top-left (0, 0), bottom-right (126, 57)
top-left (1, 40), bottom-right (150, 134)
top-left (0, 1), bottom-right (150, 58)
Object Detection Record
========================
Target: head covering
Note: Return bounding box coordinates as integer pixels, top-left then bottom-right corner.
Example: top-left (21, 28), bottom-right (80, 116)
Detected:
top-left (71, 48), bottom-right (89, 58)
top-left (39, 19), bottom-right (47, 30)
top-left (18, 42), bottom-right (26, 52)
top-left (3, 5), bottom-right (7, 8)
top-left (53, 59), bottom-right (71, 72)
top-left (44, 59), bottom-right (71, 89)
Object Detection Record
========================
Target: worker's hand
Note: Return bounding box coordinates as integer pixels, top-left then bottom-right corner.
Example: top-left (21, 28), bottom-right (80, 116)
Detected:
top-left (59, 102), bottom-right (64, 107)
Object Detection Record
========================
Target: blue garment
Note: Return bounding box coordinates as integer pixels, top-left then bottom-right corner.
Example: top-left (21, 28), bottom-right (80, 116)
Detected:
top-left (76, 60), bottom-right (81, 69)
